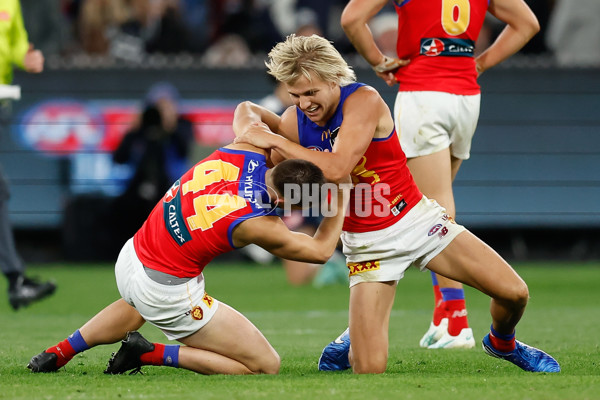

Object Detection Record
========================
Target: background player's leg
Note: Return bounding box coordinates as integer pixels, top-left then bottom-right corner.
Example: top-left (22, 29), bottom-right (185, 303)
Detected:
top-left (407, 150), bottom-right (473, 348)
top-left (425, 231), bottom-right (559, 372)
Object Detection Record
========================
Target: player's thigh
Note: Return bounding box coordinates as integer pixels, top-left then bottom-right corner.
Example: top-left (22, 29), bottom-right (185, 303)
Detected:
top-left (427, 230), bottom-right (527, 302)
top-left (406, 149), bottom-right (455, 214)
top-left (349, 281), bottom-right (397, 371)
top-left (449, 94), bottom-right (480, 160)
top-left (178, 302), bottom-right (279, 370)
top-left (450, 156), bottom-right (463, 182)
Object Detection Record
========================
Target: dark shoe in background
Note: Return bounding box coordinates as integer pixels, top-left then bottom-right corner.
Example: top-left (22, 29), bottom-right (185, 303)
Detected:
top-left (8, 275), bottom-right (56, 310)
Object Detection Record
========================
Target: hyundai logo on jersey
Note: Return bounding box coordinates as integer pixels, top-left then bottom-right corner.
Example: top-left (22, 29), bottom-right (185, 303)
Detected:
top-left (247, 159), bottom-right (259, 173)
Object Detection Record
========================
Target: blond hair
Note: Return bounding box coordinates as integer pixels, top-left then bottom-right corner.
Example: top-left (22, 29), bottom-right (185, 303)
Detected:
top-left (266, 34), bottom-right (356, 86)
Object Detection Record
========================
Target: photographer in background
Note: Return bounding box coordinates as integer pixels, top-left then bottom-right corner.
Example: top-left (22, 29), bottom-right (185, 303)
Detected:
top-left (110, 82), bottom-right (193, 254)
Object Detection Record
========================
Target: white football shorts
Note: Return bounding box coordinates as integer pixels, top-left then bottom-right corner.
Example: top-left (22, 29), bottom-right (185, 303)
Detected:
top-left (342, 196), bottom-right (466, 287)
top-left (115, 238), bottom-right (220, 340)
top-left (394, 91), bottom-right (481, 160)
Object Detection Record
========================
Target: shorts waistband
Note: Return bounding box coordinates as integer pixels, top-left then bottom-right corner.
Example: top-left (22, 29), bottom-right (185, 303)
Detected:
top-left (143, 266), bottom-right (193, 285)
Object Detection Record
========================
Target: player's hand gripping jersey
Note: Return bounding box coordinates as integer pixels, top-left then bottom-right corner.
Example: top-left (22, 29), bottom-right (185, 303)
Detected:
top-left (296, 83), bottom-right (422, 233)
top-left (393, 0), bottom-right (488, 94)
top-left (134, 148), bottom-right (275, 277)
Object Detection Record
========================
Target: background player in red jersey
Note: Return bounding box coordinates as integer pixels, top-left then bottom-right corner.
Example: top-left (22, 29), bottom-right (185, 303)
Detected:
top-left (28, 141), bottom-right (350, 375)
top-left (233, 34), bottom-right (558, 374)
top-left (340, 0), bottom-right (540, 349)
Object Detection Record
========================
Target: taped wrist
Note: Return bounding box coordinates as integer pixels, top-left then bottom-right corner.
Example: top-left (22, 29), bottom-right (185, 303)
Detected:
top-left (372, 56), bottom-right (400, 73)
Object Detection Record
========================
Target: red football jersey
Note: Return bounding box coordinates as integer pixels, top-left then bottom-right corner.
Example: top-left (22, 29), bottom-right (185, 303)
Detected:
top-left (393, 0), bottom-right (488, 94)
top-left (296, 83), bottom-right (423, 232)
top-left (134, 148), bottom-right (275, 277)
top-left (343, 129), bottom-right (423, 233)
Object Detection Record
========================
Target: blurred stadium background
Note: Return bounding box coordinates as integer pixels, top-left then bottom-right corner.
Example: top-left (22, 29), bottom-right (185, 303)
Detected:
top-left (4, 0), bottom-right (600, 264)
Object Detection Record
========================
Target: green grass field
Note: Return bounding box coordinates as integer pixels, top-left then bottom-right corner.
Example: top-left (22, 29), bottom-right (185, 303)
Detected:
top-left (0, 261), bottom-right (599, 399)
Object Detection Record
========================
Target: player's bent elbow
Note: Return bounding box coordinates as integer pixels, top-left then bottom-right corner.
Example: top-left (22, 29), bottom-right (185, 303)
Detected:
top-left (529, 19), bottom-right (541, 37)
top-left (340, 7), bottom-right (362, 33)
top-left (233, 101), bottom-right (247, 115)
top-left (518, 15), bottom-right (540, 39)
top-left (233, 101), bottom-right (256, 120)
top-left (325, 169), bottom-right (351, 184)
top-left (236, 100), bottom-right (254, 110)
top-left (312, 247), bottom-right (336, 264)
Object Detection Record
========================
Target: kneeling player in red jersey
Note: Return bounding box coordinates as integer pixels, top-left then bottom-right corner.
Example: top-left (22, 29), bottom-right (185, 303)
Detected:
top-left (28, 141), bottom-right (349, 375)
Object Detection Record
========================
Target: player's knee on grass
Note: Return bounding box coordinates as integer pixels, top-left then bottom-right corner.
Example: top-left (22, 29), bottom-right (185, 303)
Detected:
top-left (351, 353), bottom-right (388, 374)
top-left (253, 350), bottom-right (281, 374)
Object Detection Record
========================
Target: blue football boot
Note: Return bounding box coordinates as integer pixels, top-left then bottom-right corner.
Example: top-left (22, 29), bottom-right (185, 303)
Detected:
top-left (318, 328), bottom-right (351, 371)
top-left (482, 333), bottom-right (560, 372)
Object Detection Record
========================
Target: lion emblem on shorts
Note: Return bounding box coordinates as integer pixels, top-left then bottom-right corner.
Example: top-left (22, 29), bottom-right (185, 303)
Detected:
top-left (190, 306), bottom-right (204, 320)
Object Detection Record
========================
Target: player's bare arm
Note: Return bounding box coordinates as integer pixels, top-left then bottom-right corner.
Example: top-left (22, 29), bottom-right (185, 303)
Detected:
top-left (341, 0), bottom-right (409, 86)
top-left (233, 101), bottom-right (299, 141)
top-left (475, 0), bottom-right (539, 75)
top-left (233, 101), bottom-right (300, 164)
top-left (232, 188), bottom-right (349, 263)
top-left (236, 87), bottom-right (386, 183)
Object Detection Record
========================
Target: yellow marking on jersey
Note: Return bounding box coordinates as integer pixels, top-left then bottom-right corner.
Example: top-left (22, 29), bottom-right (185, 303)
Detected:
top-left (390, 193), bottom-right (404, 207)
top-left (182, 160), bottom-right (240, 194)
top-left (351, 156), bottom-right (380, 185)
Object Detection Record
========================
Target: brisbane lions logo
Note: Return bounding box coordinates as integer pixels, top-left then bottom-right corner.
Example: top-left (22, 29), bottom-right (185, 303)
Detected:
top-left (164, 180), bottom-right (181, 203)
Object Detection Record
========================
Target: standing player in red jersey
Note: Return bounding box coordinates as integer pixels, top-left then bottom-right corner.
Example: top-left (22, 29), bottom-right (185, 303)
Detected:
top-left (233, 34), bottom-right (558, 374)
top-left (341, 0), bottom-right (540, 349)
top-left (28, 142), bottom-right (350, 375)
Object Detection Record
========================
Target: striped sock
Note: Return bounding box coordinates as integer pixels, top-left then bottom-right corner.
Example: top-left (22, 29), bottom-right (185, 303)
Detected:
top-left (489, 325), bottom-right (516, 352)
top-left (68, 330), bottom-right (90, 353)
top-left (140, 343), bottom-right (180, 368)
top-left (430, 272), bottom-right (445, 326)
top-left (46, 330), bottom-right (90, 368)
top-left (441, 288), bottom-right (469, 336)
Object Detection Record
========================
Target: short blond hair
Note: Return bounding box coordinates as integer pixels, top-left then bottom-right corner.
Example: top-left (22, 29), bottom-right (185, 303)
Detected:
top-left (266, 34), bottom-right (356, 86)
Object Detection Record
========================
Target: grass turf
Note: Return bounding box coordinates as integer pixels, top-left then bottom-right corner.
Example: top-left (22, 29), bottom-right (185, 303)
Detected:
top-left (0, 261), bottom-right (598, 399)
